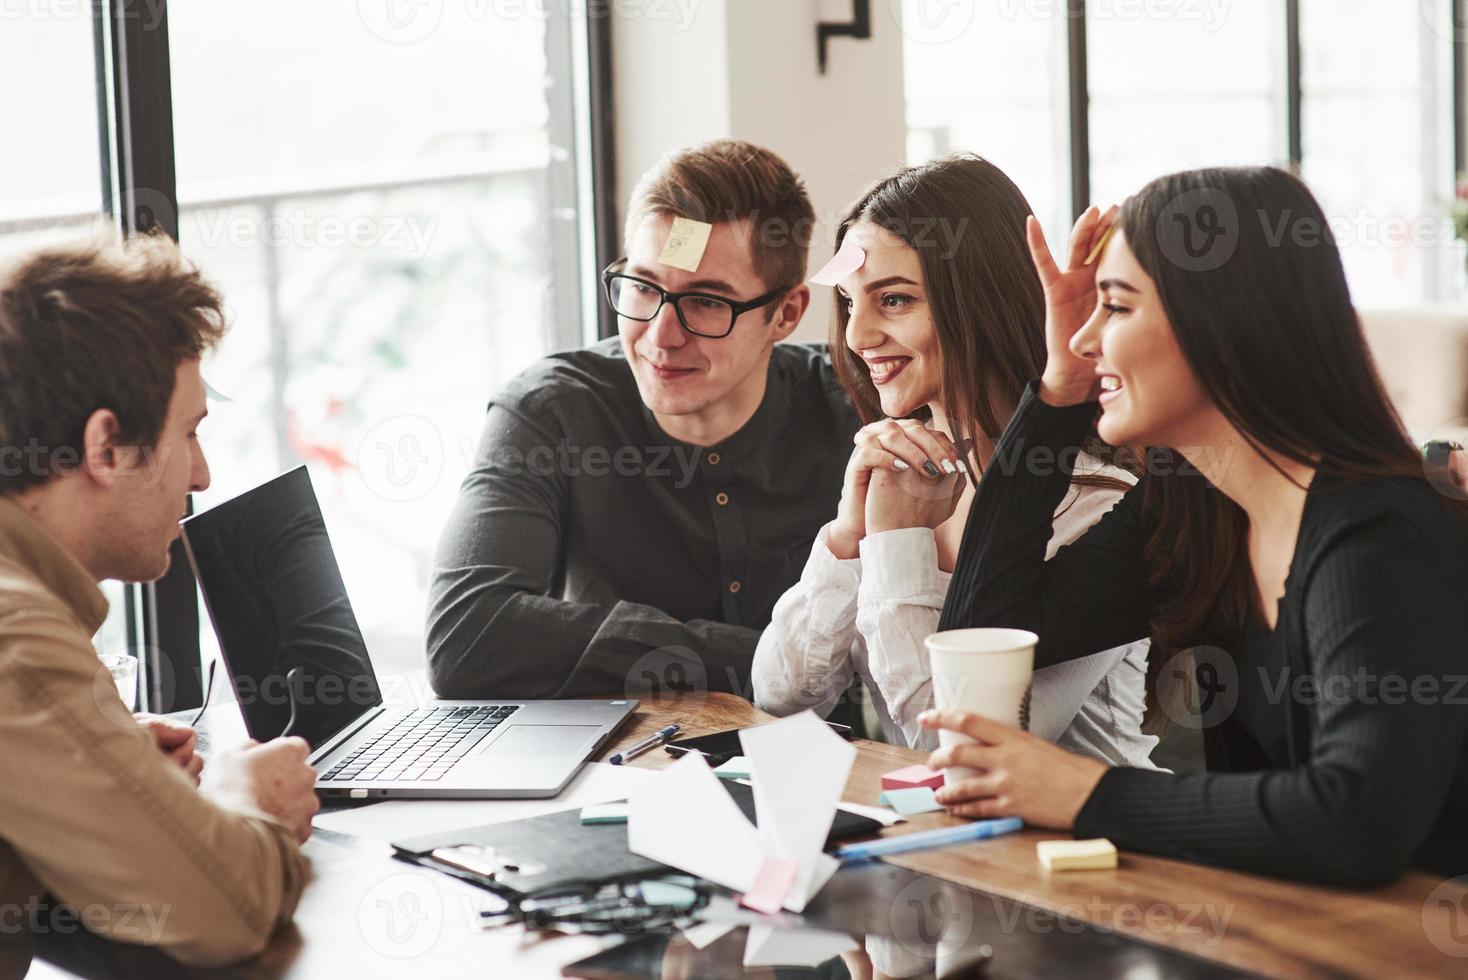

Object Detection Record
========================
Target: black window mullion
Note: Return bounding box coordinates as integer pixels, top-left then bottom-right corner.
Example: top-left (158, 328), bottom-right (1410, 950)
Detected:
top-left (1455, 0), bottom-right (1466, 177)
top-left (588, 2), bottom-right (619, 340)
top-left (1066, 0), bottom-right (1090, 219)
top-left (106, 0), bottom-right (202, 713)
top-left (91, 0), bottom-right (114, 215)
top-left (1285, 0), bottom-right (1302, 169)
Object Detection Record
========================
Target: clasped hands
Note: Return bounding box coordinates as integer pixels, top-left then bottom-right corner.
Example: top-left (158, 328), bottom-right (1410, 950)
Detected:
top-left (827, 418), bottom-right (968, 559)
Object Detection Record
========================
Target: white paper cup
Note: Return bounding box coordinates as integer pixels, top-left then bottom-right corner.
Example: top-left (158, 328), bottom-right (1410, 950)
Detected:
top-left (925, 628), bottom-right (1036, 783)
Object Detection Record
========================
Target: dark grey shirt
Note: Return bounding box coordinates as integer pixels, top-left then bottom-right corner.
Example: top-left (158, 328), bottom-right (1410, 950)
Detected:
top-left (428, 338), bottom-right (859, 700)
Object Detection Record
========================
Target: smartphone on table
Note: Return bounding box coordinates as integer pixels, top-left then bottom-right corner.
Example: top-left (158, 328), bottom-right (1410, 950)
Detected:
top-left (663, 722), bottom-right (854, 766)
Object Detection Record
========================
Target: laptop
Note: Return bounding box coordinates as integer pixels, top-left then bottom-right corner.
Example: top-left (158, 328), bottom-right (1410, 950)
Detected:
top-left (180, 466), bottom-right (638, 800)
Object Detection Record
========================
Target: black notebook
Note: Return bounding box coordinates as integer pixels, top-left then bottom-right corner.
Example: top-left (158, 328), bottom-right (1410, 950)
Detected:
top-left (391, 779), bottom-right (882, 896)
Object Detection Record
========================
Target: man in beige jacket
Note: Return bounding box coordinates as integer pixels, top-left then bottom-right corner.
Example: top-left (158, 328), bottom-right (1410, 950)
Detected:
top-left (0, 229), bottom-right (318, 970)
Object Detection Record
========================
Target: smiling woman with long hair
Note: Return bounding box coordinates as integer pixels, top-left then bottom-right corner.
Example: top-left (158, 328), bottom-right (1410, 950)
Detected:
top-left (752, 155), bottom-right (1157, 769)
top-left (923, 166), bottom-right (1468, 887)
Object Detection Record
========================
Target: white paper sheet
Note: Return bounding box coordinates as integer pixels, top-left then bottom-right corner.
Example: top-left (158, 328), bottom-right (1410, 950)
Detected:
top-left (626, 711), bottom-right (857, 914)
top-left (311, 762), bottom-right (656, 841)
top-left (836, 800), bottom-right (906, 827)
top-left (682, 922), bottom-right (736, 950)
top-left (743, 925), bottom-right (859, 967)
top-left (740, 712), bottom-right (854, 909)
top-left (626, 752), bottom-right (767, 894)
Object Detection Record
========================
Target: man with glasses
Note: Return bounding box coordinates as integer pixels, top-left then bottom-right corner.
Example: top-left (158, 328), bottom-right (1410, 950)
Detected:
top-left (427, 140), bottom-right (859, 702)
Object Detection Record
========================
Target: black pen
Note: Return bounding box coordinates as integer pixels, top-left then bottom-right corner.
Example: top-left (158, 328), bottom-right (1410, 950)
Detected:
top-left (609, 724), bottom-right (681, 765)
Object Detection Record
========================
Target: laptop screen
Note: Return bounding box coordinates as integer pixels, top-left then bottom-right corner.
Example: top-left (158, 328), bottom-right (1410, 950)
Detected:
top-left (182, 467), bottom-right (383, 750)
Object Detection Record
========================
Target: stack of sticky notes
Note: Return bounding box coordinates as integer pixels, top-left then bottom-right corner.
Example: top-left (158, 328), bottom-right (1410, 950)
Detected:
top-left (878, 787), bottom-right (944, 816)
top-left (1036, 838), bottom-right (1118, 872)
top-left (880, 764), bottom-right (945, 792)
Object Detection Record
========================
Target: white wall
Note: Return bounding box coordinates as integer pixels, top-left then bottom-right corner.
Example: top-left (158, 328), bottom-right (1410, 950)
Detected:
top-left (612, 0), bottom-right (909, 340)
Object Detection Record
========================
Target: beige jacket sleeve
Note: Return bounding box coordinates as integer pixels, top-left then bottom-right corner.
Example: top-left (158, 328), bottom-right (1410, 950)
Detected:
top-left (0, 606), bottom-right (310, 967)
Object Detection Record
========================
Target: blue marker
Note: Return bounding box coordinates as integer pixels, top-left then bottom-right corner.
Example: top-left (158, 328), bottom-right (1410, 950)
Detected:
top-left (835, 817), bottom-right (1024, 863)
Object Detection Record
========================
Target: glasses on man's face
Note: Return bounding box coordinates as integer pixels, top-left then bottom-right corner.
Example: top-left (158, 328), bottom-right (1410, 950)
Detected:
top-left (601, 260), bottom-right (792, 339)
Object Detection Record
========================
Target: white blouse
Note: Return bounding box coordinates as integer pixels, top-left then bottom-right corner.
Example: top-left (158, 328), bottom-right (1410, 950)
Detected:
top-left (752, 463), bottom-right (1159, 769)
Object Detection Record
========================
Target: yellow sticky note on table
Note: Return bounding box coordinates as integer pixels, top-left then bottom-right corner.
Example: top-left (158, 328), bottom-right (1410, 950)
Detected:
top-left (1037, 838), bottom-right (1118, 872)
top-left (659, 216), bottom-right (713, 272)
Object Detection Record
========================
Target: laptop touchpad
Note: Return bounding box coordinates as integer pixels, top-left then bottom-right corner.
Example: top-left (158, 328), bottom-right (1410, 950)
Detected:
top-left (479, 725), bottom-right (601, 759)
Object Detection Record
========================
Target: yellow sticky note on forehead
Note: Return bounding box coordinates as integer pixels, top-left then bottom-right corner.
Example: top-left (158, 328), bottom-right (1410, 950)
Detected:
top-left (659, 216), bottom-right (713, 272)
top-left (1084, 225), bottom-right (1115, 266)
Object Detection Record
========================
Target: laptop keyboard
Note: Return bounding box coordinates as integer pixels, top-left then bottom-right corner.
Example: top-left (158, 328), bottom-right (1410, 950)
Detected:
top-left (321, 705), bottom-right (519, 782)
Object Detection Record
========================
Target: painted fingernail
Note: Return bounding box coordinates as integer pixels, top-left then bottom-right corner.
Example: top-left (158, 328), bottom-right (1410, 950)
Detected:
top-left (893, 459), bottom-right (910, 471)
top-left (940, 459), bottom-right (957, 475)
top-left (922, 461), bottom-right (941, 477)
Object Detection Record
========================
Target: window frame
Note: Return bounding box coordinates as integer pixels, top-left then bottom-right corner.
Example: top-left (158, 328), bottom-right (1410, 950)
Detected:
top-left (74, 0), bottom-right (617, 710)
top-left (1062, 0), bottom-right (1463, 221)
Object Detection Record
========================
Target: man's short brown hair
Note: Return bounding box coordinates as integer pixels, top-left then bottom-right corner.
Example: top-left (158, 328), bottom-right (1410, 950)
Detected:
top-left (0, 227), bottom-right (226, 493)
top-left (625, 139), bottom-right (816, 293)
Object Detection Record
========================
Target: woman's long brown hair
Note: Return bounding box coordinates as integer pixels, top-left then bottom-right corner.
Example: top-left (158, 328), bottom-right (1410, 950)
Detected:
top-left (828, 154), bottom-right (1131, 491)
top-left (1121, 166), bottom-right (1468, 720)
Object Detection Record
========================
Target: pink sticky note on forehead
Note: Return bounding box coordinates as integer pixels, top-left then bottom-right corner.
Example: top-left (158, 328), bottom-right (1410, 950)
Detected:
top-left (739, 857), bottom-right (798, 915)
top-left (809, 240), bottom-right (866, 286)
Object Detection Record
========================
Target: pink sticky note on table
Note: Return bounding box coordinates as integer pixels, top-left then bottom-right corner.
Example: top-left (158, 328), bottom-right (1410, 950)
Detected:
top-left (739, 857), bottom-right (799, 915)
top-left (881, 764), bottom-right (945, 792)
top-left (809, 240), bottom-right (866, 286)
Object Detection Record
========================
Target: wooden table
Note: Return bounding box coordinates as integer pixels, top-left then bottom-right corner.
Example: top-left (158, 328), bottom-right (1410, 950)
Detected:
top-left (601, 692), bottom-right (1467, 978)
top-left (31, 691), bottom-right (1468, 978)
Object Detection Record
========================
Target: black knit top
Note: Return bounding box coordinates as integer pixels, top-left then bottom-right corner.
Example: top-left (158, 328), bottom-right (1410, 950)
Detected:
top-left (940, 382), bottom-right (1468, 887)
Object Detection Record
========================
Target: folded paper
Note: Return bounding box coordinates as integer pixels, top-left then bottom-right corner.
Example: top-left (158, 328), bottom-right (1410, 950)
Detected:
top-left (627, 711), bottom-right (856, 913)
top-left (740, 857), bottom-right (799, 914)
top-left (660, 215), bottom-right (713, 272)
top-left (809, 240), bottom-right (866, 286)
top-left (682, 921), bottom-right (735, 950)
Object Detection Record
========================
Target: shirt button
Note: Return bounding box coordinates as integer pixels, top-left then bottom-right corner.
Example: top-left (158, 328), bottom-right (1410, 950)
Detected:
top-left (728, 580), bottom-right (742, 594)
top-left (715, 492), bottom-right (730, 507)
top-left (707, 452), bottom-right (721, 465)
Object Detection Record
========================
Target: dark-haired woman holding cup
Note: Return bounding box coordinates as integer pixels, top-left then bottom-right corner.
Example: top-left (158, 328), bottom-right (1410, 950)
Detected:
top-left (923, 166), bottom-right (1468, 887)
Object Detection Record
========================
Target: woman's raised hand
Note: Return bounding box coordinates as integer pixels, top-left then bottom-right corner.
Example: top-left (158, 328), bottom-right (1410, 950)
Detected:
top-left (1025, 206), bottom-right (1116, 407)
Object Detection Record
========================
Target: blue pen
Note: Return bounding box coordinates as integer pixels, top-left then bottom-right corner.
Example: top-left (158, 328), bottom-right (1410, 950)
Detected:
top-left (835, 817), bottom-right (1024, 863)
top-left (609, 723), bottom-right (681, 765)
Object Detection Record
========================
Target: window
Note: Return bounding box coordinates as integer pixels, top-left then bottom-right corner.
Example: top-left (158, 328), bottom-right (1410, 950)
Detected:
top-left (1087, 0), bottom-right (1288, 206)
top-left (903, 0), bottom-right (1072, 245)
top-left (0, 13), bottom-right (104, 258)
top-left (0, 12), bottom-right (130, 661)
top-left (904, 1), bottom-right (1461, 305)
top-left (1300, 0), bottom-right (1457, 306)
top-left (2, 4), bottom-right (605, 704)
top-left (167, 3), bottom-right (596, 676)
